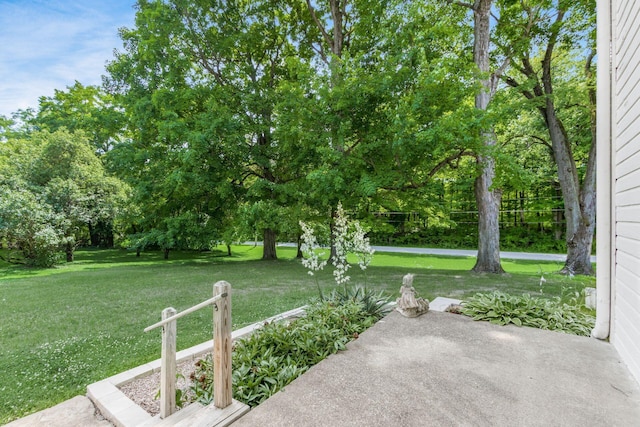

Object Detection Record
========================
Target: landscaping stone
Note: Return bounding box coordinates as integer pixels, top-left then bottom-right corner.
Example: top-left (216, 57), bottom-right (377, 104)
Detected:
top-left (429, 296), bottom-right (463, 312)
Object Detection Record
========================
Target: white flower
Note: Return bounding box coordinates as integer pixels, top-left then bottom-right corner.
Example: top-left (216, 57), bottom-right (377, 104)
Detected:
top-left (351, 221), bottom-right (374, 271)
top-left (299, 221), bottom-right (327, 276)
top-left (332, 202), bottom-right (351, 286)
top-left (539, 275), bottom-right (546, 294)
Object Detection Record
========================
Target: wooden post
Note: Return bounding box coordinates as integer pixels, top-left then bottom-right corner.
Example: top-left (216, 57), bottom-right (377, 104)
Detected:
top-left (160, 307), bottom-right (177, 419)
top-left (213, 281), bottom-right (232, 409)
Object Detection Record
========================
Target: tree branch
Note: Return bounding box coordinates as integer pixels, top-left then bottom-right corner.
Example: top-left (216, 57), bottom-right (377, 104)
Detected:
top-left (541, 9), bottom-right (565, 95)
top-left (490, 56), bottom-right (511, 97)
top-left (305, 0), bottom-right (333, 49)
top-left (521, 56), bottom-right (545, 98)
top-left (529, 135), bottom-right (553, 151)
top-left (311, 42), bottom-right (328, 65)
top-left (344, 138), bottom-right (361, 156)
top-left (427, 149), bottom-right (474, 179)
top-left (501, 135), bottom-right (553, 160)
top-left (503, 75), bottom-right (536, 100)
top-left (380, 149), bottom-right (474, 191)
top-left (585, 49), bottom-right (596, 74)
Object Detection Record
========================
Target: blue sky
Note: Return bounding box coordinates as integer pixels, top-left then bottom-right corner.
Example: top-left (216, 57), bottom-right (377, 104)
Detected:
top-left (0, 0), bottom-right (136, 117)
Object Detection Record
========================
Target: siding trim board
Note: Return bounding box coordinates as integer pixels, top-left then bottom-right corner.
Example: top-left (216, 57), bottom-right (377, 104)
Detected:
top-left (604, 0), bottom-right (640, 386)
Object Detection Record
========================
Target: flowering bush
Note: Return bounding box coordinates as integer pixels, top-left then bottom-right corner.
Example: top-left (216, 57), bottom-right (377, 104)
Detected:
top-left (0, 187), bottom-right (64, 267)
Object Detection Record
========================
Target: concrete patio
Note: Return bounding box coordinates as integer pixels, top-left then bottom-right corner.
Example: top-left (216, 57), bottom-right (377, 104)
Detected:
top-left (232, 310), bottom-right (640, 427)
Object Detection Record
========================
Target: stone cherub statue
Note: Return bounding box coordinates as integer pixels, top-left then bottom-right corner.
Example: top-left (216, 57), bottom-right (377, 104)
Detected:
top-left (396, 273), bottom-right (429, 318)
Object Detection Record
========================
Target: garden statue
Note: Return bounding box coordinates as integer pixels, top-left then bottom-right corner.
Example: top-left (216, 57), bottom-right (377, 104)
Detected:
top-left (396, 273), bottom-right (429, 317)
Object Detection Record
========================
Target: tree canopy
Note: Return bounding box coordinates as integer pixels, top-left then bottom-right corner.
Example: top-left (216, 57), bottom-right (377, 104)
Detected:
top-left (0, 0), bottom-right (596, 274)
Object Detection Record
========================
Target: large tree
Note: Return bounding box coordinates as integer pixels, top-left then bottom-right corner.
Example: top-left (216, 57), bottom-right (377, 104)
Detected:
top-left (0, 129), bottom-right (126, 264)
top-left (294, 0), bottom-right (377, 257)
top-left (499, 0), bottom-right (596, 275)
top-left (448, 0), bottom-right (508, 273)
top-left (106, 0), bottom-right (318, 259)
top-left (294, 1), bottom-right (478, 252)
top-left (34, 82), bottom-right (125, 154)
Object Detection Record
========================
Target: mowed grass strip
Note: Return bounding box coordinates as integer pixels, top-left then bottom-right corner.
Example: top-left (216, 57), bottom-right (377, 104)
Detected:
top-left (0, 245), bottom-right (594, 423)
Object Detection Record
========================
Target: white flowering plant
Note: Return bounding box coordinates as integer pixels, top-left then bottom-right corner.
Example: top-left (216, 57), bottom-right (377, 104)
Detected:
top-left (350, 220), bottom-right (375, 286)
top-left (331, 202), bottom-right (351, 288)
top-left (299, 221), bottom-right (328, 297)
top-left (299, 202), bottom-right (375, 297)
top-left (351, 221), bottom-right (375, 271)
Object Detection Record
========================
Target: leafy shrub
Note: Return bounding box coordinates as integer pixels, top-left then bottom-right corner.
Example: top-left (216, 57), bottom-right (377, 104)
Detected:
top-left (28, 227), bottom-right (64, 267)
top-left (190, 298), bottom-right (390, 407)
top-left (0, 186), bottom-right (64, 267)
top-left (460, 291), bottom-right (595, 336)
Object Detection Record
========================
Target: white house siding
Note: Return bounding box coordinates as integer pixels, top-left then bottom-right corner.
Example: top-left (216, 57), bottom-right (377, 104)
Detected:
top-left (612, 0), bottom-right (640, 385)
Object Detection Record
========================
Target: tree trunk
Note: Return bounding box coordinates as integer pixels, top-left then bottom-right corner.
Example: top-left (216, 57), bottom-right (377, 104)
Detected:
top-left (262, 228), bottom-right (277, 260)
top-left (226, 244), bottom-right (232, 257)
top-left (105, 222), bottom-right (114, 248)
top-left (543, 88), bottom-right (595, 275)
top-left (552, 183), bottom-right (563, 240)
top-left (471, 0), bottom-right (504, 274)
top-left (519, 191), bottom-right (525, 226)
top-left (564, 218), bottom-right (594, 275)
top-left (66, 241), bottom-right (74, 263)
top-left (561, 51), bottom-right (598, 275)
top-left (330, 0), bottom-right (344, 57)
top-left (88, 223), bottom-right (98, 246)
top-left (472, 150), bottom-right (504, 273)
top-left (164, 248), bottom-right (170, 260)
top-left (296, 234), bottom-right (303, 259)
top-left (329, 210), bottom-right (338, 262)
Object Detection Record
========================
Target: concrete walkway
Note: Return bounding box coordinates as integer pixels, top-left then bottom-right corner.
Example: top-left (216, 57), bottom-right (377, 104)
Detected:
top-left (4, 395), bottom-right (112, 427)
top-left (233, 311), bottom-right (640, 427)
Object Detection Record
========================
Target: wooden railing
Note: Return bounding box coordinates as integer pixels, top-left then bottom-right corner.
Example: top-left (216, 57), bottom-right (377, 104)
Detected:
top-left (144, 281), bottom-right (232, 419)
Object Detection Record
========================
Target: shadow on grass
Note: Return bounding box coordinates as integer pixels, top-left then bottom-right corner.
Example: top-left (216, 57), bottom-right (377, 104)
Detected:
top-left (0, 245), bottom-right (293, 280)
top-left (2, 246), bottom-right (250, 276)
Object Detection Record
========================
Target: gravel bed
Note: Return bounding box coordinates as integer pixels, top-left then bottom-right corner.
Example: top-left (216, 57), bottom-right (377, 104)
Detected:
top-left (118, 358), bottom-right (203, 416)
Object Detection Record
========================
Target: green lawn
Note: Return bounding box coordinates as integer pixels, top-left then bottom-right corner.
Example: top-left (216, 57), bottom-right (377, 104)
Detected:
top-left (0, 245), bottom-right (594, 424)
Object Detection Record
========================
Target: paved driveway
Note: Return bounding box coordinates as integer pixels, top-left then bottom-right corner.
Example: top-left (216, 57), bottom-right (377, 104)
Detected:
top-left (268, 242), bottom-right (597, 263)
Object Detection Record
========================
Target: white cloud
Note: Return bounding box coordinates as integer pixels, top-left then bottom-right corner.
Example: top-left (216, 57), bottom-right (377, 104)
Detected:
top-left (0, 0), bottom-right (136, 117)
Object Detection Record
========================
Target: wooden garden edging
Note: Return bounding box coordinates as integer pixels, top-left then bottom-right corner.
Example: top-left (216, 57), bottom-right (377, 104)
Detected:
top-left (144, 281), bottom-right (232, 419)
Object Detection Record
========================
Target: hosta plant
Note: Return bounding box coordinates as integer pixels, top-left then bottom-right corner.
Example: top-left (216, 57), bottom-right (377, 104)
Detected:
top-left (461, 291), bottom-right (595, 336)
top-left (190, 297), bottom-right (390, 408)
